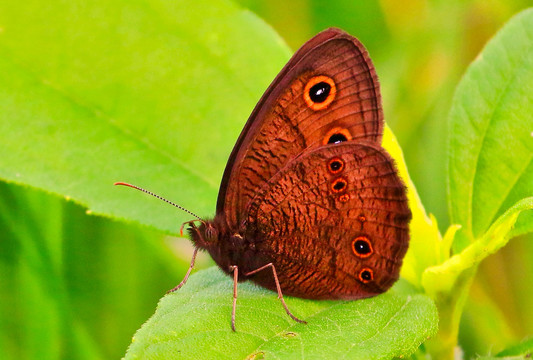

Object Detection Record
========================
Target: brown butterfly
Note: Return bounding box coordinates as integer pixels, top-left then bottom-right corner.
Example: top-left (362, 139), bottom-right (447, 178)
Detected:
top-left (116, 28), bottom-right (411, 331)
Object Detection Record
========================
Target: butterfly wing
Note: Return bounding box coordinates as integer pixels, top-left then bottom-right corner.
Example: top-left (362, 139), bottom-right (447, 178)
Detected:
top-left (218, 28), bottom-right (384, 228)
top-left (244, 142), bottom-right (411, 299)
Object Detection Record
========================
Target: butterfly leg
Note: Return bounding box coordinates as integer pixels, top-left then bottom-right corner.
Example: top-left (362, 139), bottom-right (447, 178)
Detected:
top-left (245, 263), bottom-right (307, 325)
top-left (229, 265), bottom-right (239, 332)
top-left (167, 247), bottom-right (199, 294)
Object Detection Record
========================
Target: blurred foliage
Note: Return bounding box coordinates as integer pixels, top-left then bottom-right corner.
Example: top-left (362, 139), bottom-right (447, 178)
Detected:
top-left (0, 0), bottom-right (532, 359)
top-left (0, 182), bottom-right (192, 359)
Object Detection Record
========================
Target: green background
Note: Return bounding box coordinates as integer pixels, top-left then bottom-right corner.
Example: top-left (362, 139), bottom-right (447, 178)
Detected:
top-left (0, 0), bottom-right (531, 359)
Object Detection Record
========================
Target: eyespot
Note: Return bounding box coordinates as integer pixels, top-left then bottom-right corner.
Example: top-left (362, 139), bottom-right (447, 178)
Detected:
top-left (310, 82), bottom-right (330, 102)
top-left (327, 157), bottom-right (344, 174)
top-left (331, 177), bottom-right (347, 193)
top-left (351, 236), bottom-right (373, 258)
top-left (304, 76), bottom-right (336, 111)
top-left (338, 194), bottom-right (350, 203)
top-left (322, 127), bottom-right (352, 145)
top-left (358, 215), bottom-right (366, 223)
top-left (358, 268), bottom-right (374, 283)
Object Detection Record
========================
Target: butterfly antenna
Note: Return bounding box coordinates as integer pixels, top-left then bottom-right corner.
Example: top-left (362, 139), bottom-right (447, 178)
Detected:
top-left (114, 182), bottom-right (202, 220)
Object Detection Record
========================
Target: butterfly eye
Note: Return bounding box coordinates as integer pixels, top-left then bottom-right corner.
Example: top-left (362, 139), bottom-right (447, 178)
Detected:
top-left (351, 236), bottom-right (373, 258)
top-left (327, 157), bottom-right (345, 174)
top-left (304, 75), bottom-right (336, 110)
top-left (331, 177), bottom-right (347, 192)
top-left (358, 268), bottom-right (374, 283)
top-left (205, 225), bottom-right (219, 242)
top-left (322, 127), bottom-right (352, 145)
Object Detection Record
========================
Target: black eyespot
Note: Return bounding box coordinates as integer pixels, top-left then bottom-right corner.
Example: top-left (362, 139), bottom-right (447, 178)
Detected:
top-left (327, 133), bottom-right (348, 144)
top-left (354, 240), bottom-right (371, 255)
top-left (360, 269), bottom-right (372, 281)
top-left (322, 128), bottom-right (351, 145)
top-left (327, 157), bottom-right (345, 174)
top-left (351, 236), bottom-right (373, 258)
top-left (330, 161), bottom-right (342, 171)
top-left (331, 178), bottom-right (347, 192)
top-left (333, 181), bottom-right (345, 191)
top-left (358, 268), bottom-right (374, 283)
top-left (305, 76), bottom-right (336, 110)
top-left (309, 82), bottom-right (331, 103)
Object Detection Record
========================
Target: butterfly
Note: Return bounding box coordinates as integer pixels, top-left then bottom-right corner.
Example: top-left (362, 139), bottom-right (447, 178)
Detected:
top-left (117, 28), bottom-right (411, 331)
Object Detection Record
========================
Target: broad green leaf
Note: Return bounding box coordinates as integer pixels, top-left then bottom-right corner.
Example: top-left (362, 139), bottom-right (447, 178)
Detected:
top-left (0, 0), bottom-right (291, 233)
top-left (125, 267), bottom-right (438, 360)
top-left (422, 197), bottom-right (533, 295)
top-left (447, 8), bottom-right (533, 246)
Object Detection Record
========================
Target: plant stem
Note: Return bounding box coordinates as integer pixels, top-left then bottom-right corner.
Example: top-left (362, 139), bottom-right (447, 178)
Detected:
top-left (425, 267), bottom-right (477, 359)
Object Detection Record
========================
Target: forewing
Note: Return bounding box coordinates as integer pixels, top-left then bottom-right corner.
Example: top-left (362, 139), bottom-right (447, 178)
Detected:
top-left (217, 28), bottom-right (384, 227)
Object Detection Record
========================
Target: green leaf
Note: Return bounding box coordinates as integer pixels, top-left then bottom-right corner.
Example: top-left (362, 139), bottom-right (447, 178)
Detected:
top-left (0, 0), bottom-right (291, 233)
top-left (125, 267), bottom-right (438, 360)
top-left (422, 197), bottom-right (533, 295)
top-left (447, 8), bottom-right (533, 246)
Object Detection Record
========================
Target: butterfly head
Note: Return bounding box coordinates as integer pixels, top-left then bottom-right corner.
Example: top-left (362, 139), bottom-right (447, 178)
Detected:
top-left (183, 219), bottom-right (219, 249)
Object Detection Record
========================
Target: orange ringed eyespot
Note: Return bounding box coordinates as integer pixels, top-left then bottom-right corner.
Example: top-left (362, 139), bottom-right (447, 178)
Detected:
top-left (303, 75), bottom-right (336, 111)
top-left (358, 215), bottom-right (366, 223)
top-left (331, 177), bottom-right (347, 193)
top-left (358, 268), bottom-right (374, 283)
top-left (351, 236), bottom-right (373, 258)
top-left (327, 157), bottom-right (345, 174)
top-left (322, 127), bottom-right (352, 145)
